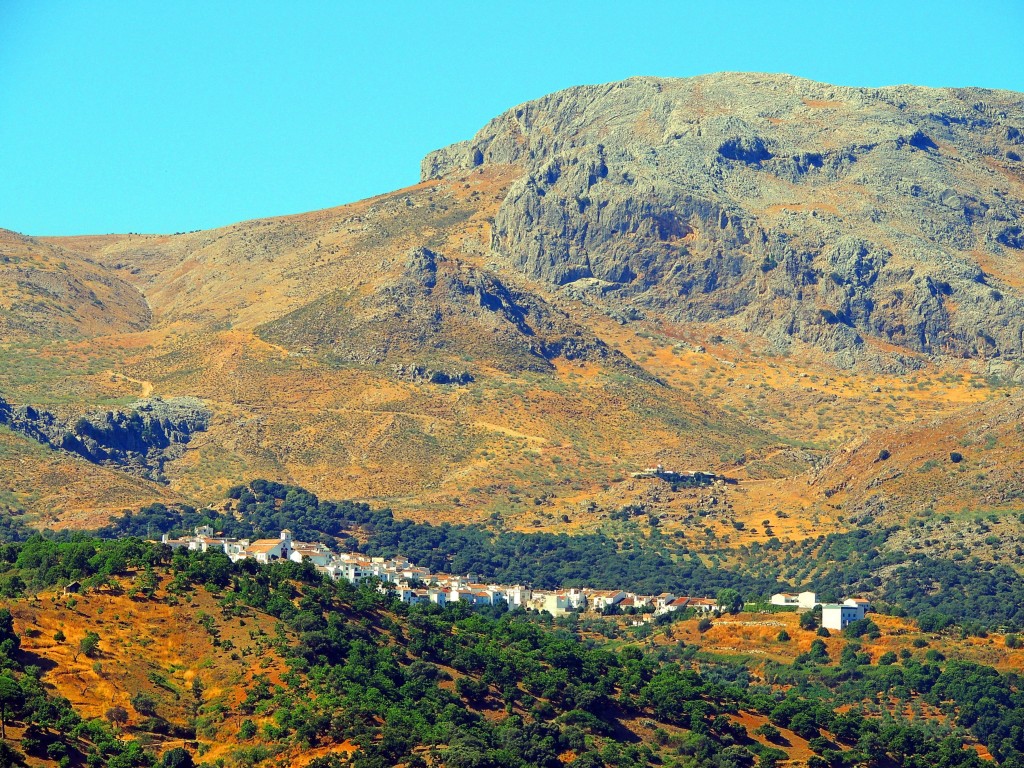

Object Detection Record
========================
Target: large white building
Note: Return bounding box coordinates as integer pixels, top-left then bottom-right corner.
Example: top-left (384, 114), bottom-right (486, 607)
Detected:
top-left (821, 601), bottom-right (868, 630)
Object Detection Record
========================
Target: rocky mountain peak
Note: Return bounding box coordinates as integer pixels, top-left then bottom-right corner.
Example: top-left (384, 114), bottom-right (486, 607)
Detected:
top-left (423, 73), bottom-right (1024, 369)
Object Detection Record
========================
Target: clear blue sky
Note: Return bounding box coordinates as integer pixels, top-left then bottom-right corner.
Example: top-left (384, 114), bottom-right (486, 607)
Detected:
top-left (2, 1), bottom-right (1022, 236)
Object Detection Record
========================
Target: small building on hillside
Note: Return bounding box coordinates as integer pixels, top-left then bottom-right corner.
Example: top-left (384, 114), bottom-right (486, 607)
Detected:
top-left (243, 530), bottom-right (293, 564)
top-left (588, 590), bottom-right (627, 612)
top-left (631, 466), bottom-right (723, 486)
top-left (686, 597), bottom-right (718, 613)
top-left (770, 591), bottom-right (818, 609)
top-left (821, 602), bottom-right (867, 630)
top-left (289, 544), bottom-right (332, 567)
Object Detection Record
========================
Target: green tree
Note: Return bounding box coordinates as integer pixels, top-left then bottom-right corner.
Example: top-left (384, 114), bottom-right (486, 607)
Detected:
top-left (239, 719), bottom-right (257, 739)
top-left (130, 691), bottom-right (158, 717)
top-left (78, 631), bottom-right (100, 660)
top-left (0, 675), bottom-right (23, 739)
top-left (717, 588), bottom-right (744, 614)
top-left (162, 746), bottom-right (195, 768)
top-left (105, 705), bottom-right (129, 732)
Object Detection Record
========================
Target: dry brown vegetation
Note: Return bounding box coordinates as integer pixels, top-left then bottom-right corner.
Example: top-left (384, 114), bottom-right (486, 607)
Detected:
top-left (0, 161), bottom-right (1019, 569)
top-left (6, 576), bottom-right (298, 765)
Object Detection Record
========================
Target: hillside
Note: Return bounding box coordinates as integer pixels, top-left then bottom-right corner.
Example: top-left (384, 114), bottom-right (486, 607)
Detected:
top-left (0, 72), bottom-right (1020, 570)
top-left (1, 538), bottom-right (1023, 767)
top-left (427, 74), bottom-right (1024, 368)
top-left (0, 229), bottom-right (150, 343)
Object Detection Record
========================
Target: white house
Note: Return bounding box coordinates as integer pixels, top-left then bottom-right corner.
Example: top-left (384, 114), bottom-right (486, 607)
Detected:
top-left (531, 589), bottom-right (586, 616)
top-left (657, 597), bottom-right (692, 615)
top-left (451, 588), bottom-right (494, 606)
top-left (502, 585), bottom-right (532, 607)
top-left (654, 593), bottom-right (677, 610)
top-left (799, 591), bottom-right (818, 609)
top-left (821, 602), bottom-right (866, 630)
top-left (770, 591), bottom-right (817, 609)
top-left (289, 544), bottom-right (332, 567)
top-left (588, 590), bottom-right (627, 612)
top-left (687, 597), bottom-right (718, 613)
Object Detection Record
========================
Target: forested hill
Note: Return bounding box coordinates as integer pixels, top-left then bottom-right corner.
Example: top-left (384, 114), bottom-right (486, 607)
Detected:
top-left (27, 479), bottom-right (1024, 633)
top-left (2, 535), bottom-right (1024, 767)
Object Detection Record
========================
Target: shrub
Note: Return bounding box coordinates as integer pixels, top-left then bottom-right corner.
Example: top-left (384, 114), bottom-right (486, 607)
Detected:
top-left (950, 451), bottom-right (963, 463)
top-left (79, 631), bottom-right (100, 659)
top-left (131, 691), bottom-right (158, 717)
top-left (777, 630), bottom-right (791, 642)
top-left (239, 719), bottom-right (257, 740)
top-left (808, 736), bottom-right (830, 754)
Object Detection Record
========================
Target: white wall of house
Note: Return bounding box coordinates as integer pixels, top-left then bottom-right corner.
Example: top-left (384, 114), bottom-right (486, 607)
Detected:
top-left (821, 604), bottom-right (866, 630)
top-left (798, 592), bottom-right (818, 609)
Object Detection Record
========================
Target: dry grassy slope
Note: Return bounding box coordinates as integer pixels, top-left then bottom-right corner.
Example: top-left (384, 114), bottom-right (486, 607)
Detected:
top-left (813, 391), bottom-right (1024, 511)
top-left (0, 152), bottom-right (1014, 548)
top-left (6, 578), bottom-right (298, 765)
top-left (0, 425), bottom-right (173, 527)
top-left (0, 229), bottom-right (150, 342)
top-left (2, 167), bottom-right (776, 531)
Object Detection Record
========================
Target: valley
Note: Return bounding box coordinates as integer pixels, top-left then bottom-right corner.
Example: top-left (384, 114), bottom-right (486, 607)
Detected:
top-left (2, 70), bottom-right (1024, 767)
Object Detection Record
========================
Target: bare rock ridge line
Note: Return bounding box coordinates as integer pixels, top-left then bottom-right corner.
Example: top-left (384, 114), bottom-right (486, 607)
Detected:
top-left (423, 73), bottom-right (1024, 371)
top-left (0, 395), bottom-right (211, 483)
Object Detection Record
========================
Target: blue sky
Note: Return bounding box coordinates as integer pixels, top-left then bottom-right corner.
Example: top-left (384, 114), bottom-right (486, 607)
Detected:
top-left (2, 1), bottom-right (1022, 236)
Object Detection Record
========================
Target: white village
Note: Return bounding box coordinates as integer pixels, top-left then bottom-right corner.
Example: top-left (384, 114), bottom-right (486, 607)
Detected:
top-left (162, 526), bottom-right (869, 624)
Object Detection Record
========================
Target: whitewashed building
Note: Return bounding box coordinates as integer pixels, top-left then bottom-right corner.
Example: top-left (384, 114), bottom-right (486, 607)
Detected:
top-left (821, 602), bottom-right (867, 630)
top-left (770, 591), bottom-right (817, 609)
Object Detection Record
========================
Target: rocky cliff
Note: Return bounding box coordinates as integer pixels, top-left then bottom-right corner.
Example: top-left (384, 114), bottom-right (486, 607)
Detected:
top-left (0, 396), bottom-right (210, 482)
top-left (424, 73), bottom-right (1024, 369)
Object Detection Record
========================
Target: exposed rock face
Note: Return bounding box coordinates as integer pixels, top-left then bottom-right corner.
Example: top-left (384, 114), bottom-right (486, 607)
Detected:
top-left (423, 74), bottom-right (1024, 367)
top-left (258, 246), bottom-right (654, 379)
top-left (0, 395), bottom-right (210, 482)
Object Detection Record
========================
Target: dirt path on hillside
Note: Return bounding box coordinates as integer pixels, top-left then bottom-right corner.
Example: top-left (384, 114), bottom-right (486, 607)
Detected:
top-left (107, 371), bottom-right (154, 397)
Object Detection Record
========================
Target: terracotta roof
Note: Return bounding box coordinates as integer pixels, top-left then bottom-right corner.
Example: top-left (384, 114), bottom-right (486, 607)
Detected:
top-left (246, 539), bottom-right (284, 554)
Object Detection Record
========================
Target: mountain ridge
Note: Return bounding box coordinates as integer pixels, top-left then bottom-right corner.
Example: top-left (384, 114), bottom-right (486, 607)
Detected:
top-left (424, 72), bottom-right (1024, 370)
top-left (0, 73), bottom-right (1021, 571)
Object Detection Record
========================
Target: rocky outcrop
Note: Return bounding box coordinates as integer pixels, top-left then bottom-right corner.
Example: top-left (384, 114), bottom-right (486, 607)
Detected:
top-left (423, 74), bottom-right (1024, 367)
top-left (0, 395), bottom-right (210, 482)
top-left (392, 364), bottom-right (473, 385)
top-left (258, 246), bottom-right (656, 380)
